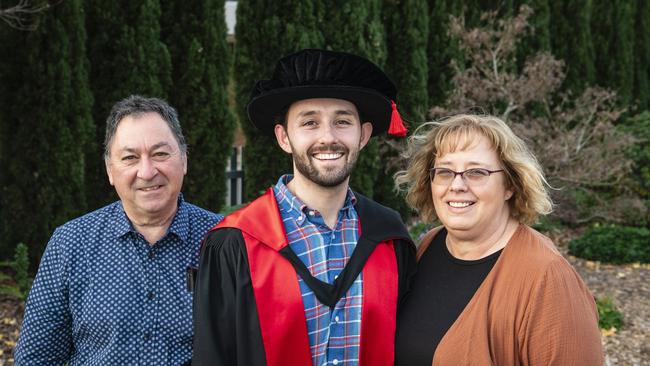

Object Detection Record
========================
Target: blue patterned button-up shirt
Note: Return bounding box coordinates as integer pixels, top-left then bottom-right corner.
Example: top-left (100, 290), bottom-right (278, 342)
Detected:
top-left (274, 175), bottom-right (362, 366)
top-left (15, 195), bottom-right (222, 365)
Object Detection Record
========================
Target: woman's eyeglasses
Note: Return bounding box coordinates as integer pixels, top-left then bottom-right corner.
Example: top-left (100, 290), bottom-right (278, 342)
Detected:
top-left (429, 167), bottom-right (505, 187)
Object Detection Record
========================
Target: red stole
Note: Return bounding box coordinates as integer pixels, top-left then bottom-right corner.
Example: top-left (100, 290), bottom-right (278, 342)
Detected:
top-left (216, 189), bottom-right (398, 366)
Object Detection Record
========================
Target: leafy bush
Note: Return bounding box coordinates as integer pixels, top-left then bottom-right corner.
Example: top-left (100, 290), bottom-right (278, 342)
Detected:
top-left (0, 243), bottom-right (33, 300)
top-left (596, 297), bottom-right (624, 330)
top-left (569, 224), bottom-right (650, 264)
top-left (408, 221), bottom-right (433, 243)
top-left (220, 203), bottom-right (247, 217)
top-left (12, 243), bottom-right (32, 299)
top-left (620, 111), bottom-right (650, 224)
top-left (532, 215), bottom-right (564, 233)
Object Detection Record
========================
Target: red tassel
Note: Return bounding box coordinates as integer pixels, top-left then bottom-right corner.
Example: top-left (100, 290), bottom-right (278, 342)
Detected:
top-left (388, 100), bottom-right (408, 137)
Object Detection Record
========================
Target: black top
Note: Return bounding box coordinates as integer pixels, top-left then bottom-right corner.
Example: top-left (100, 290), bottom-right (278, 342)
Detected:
top-left (395, 229), bottom-right (502, 366)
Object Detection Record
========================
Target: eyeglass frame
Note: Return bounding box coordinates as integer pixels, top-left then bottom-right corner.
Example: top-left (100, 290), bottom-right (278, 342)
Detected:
top-left (428, 167), bottom-right (505, 186)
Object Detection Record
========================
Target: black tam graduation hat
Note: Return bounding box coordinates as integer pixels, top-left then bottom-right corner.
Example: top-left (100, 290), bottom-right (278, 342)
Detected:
top-left (246, 49), bottom-right (407, 137)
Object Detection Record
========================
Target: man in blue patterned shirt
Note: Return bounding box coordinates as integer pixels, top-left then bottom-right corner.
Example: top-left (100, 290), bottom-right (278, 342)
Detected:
top-left (194, 49), bottom-right (416, 366)
top-left (15, 95), bottom-right (223, 365)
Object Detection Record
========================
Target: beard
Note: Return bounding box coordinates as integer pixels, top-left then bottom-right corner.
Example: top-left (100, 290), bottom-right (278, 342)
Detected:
top-left (290, 141), bottom-right (360, 188)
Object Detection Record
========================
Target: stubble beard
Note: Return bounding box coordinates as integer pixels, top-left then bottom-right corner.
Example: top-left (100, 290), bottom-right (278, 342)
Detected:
top-left (291, 142), bottom-right (360, 188)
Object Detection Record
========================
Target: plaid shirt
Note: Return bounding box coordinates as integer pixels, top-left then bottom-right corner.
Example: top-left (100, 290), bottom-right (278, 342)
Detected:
top-left (274, 175), bottom-right (362, 366)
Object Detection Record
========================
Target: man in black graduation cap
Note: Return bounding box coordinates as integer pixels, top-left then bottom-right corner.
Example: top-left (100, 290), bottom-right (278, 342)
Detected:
top-left (193, 49), bottom-right (416, 366)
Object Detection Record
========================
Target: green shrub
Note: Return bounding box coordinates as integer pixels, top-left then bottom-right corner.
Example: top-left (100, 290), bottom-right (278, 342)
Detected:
top-left (12, 243), bottom-right (32, 299)
top-left (596, 297), bottom-right (624, 330)
top-left (532, 215), bottom-right (564, 233)
top-left (220, 203), bottom-right (247, 217)
top-left (621, 112), bottom-right (650, 198)
top-left (569, 224), bottom-right (650, 264)
top-left (409, 221), bottom-right (433, 243)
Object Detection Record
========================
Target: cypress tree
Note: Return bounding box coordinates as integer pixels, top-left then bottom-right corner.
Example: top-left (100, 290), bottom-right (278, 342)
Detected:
top-left (633, 0), bottom-right (650, 109)
top-left (86, 0), bottom-right (172, 208)
top-left (378, 0), bottom-right (428, 214)
top-left (161, 0), bottom-right (235, 211)
top-left (0, 13), bottom-right (18, 258)
top-left (549, 0), bottom-right (595, 93)
top-left (610, 0), bottom-right (635, 106)
top-left (515, 0), bottom-right (551, 54)
top-left (384, 0), bottom-right (429, 124)
top-left (234, 0), bottom-right (325, 200)
top-left (320, 0), bottom-right (386, 198)
top-left (0, 0), bottom-right (94, 261)
top-left (591, 0), bottom-right (635, 105)
top-left (590, 0), bottom-right (612, 80)
top-left (479, 0), bottom-right (514, 16)
top-left (428, 0), bottom-right (464, 106)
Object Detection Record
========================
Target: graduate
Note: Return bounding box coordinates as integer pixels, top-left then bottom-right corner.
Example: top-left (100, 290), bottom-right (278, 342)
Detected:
top-left (193, 49), bottom-right (417, 366)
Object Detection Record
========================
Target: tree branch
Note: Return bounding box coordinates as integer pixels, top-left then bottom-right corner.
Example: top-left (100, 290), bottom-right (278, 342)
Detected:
top-left (0, 0), bottom-right (57, 31)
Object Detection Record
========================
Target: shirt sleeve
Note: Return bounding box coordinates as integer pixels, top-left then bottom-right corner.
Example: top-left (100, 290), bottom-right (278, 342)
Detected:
top-left (520, 258), bottom-right (604, 366)
top-left (192, 228), bottom-right (266, 366)
top-left (14, 228), bottom-right (73, 365)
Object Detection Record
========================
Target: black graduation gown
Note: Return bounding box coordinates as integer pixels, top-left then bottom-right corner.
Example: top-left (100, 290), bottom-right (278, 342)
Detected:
top-left (192, 190), bottom-right (416, 366)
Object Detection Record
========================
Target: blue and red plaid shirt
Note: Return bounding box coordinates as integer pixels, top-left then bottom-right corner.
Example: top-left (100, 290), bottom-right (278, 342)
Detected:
top-left (274, 175), bottom-right (362, 366)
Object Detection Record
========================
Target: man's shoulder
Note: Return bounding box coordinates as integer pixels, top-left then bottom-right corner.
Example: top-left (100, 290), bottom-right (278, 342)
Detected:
top-left (352, 192), bottom-right (411, 242)
top-left (55, 201), bottom-right (122, 233)
top-left (353, 192), bottom-right (403, 222)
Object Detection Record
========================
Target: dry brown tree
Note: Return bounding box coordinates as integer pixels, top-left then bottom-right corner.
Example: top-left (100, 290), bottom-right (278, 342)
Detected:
top-left (429, 5), bottom-right (643, 225)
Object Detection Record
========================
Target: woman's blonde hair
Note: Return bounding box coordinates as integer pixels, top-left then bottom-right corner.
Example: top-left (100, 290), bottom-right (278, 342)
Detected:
top-left (395, 114), bottom-right (553, 225)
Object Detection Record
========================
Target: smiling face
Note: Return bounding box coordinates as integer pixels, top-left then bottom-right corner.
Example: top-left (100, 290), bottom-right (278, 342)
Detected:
top-left (275, 98), bottom-right (373, 188)
top-left (431, 134), bottom-right (513, 240)
top-left (105, 112), bottom-right (187, 222)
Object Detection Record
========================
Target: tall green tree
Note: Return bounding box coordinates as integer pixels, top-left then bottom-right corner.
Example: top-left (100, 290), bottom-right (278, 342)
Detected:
top-left (549, 0), bottom-right (595, 93)
top-left (161, 0), bottom-right (235, 211)
top-left (234, 0), bottom-right (325, 200)
top-left (634, 0), bottom-right (650, 110)
top-left (384, 0), bottom-right (429, 124)
top-left (86, 0), bottom-right (172, 208)
top-left (320, 0), bottom-right (386, 198)
top-left (591, 0), bottom-right (635, 105)
top-left (427, 0), bottom-right (464, 106)
top-left (379, 0), bottom-right (428, 214)
top-left (0, 0), bottom-right (94, 261)
top-left (515, 0), bottom-right (551, 55)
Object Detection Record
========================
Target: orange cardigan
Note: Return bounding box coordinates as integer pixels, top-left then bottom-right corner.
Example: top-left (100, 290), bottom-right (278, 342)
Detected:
top-left (416, 224), bottom-right (604, 366)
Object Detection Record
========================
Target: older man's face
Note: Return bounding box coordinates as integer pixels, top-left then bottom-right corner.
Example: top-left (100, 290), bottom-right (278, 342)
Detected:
top-left (105, 112), bottom-right (187, 221)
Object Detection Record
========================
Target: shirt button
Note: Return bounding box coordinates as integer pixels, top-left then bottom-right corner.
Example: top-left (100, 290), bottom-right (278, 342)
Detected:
top-left (308, 210), bottom-right (315, 216)
top-left (334, 275), bottom-right (339, 280)
top-left (143, 332), bottom-right (151, 341)
top-left (333, 359), bottom-right (339, 365)
top-left (148, 250), bottom-right (154, 259)
top-left (334, 316), bottom-right (339, 322)
top-left (148, 291), bottom-right (155, 300)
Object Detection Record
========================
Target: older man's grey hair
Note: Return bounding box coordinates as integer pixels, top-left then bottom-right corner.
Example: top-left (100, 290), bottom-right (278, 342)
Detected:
top-left (103, 95), bottom-right (187, 159)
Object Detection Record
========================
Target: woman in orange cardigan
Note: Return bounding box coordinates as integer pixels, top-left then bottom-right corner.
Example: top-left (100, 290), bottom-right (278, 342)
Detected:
top-left (394, 114), bottom-right (603, 365)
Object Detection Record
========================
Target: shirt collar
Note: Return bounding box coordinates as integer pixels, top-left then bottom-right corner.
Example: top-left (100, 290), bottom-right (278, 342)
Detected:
top-left (167, 194), bottom-right (189, 243)
top-left (273, 174), bottom-right (357, 225)
top-left (113, 194), bottom-right (189, 243)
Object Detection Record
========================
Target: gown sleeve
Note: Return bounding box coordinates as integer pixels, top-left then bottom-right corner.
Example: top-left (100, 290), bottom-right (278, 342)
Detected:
top-left (192, 228), bottom-right (266, 366)
top-left (521, 257), bottom-right (604, 366)
top-left (394, 238), bottom-right (417, 309)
